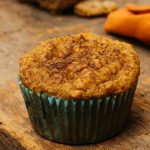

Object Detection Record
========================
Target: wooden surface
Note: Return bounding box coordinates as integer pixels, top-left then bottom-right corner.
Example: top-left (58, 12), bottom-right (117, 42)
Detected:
top-left (0, 0), bottom-right (150, 149)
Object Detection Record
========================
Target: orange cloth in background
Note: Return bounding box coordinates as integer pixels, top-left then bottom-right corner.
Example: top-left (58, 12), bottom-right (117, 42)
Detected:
top-left (104, 4), bottom-right (150, 45)
top-left (127, 4), bottom-right (150, 14)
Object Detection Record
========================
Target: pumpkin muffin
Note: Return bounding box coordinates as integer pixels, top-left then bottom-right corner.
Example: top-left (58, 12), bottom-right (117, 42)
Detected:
top-left (19, 32), bottom-right (140, 144)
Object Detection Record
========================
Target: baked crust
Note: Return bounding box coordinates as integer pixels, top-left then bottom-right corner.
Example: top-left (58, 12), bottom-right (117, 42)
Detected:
top-left (19, 32), bottom-right (140, 99)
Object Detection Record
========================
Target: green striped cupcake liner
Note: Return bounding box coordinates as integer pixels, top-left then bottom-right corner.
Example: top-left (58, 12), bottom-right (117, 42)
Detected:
top-left (18, 79), bottom-right (137, 145)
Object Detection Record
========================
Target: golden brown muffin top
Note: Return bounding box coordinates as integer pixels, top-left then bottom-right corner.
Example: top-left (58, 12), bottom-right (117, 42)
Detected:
top-left (19, 32), bottom-right (140, 99)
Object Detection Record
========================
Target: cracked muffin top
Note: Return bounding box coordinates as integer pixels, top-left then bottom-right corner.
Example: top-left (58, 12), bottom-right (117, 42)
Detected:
top-left (19, 32), bottom-right (140, 99)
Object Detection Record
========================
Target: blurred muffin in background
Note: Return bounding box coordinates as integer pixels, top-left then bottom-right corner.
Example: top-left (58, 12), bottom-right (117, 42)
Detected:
top-left (20, 0), bottom-right (82, 13)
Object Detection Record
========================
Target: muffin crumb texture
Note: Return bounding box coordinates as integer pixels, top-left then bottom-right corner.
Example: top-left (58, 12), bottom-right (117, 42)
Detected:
top-left (19, 32), bottom-right (140, 99)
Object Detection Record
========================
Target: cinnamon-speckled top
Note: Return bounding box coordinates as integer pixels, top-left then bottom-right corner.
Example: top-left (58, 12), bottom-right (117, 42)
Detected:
top-left (19, 32), bottom-right (140, 99)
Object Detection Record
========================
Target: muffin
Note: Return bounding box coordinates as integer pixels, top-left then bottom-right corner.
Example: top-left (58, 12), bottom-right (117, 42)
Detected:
top-left (21, 0), bottom-right (81, 13)
top-left (18, 32), bottom-right (140, 144)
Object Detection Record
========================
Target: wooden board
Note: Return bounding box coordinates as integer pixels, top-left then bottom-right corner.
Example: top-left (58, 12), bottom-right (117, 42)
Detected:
top-left (0, 0), bottom-right (150, 149)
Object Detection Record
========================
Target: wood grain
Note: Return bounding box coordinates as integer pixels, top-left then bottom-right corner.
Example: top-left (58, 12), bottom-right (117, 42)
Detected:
top-left (0, 128), bottom-right (26, 150)
top-left (0, 0), bottom-right (150, 149)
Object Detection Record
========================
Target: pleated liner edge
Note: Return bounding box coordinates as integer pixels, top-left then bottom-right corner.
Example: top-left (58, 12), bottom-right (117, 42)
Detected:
top-left (18, 79), bottom-right (137, 145)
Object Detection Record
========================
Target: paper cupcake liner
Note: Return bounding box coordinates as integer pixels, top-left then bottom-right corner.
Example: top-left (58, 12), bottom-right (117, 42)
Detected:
top-left (18, 79), bottom-right (137, 144)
